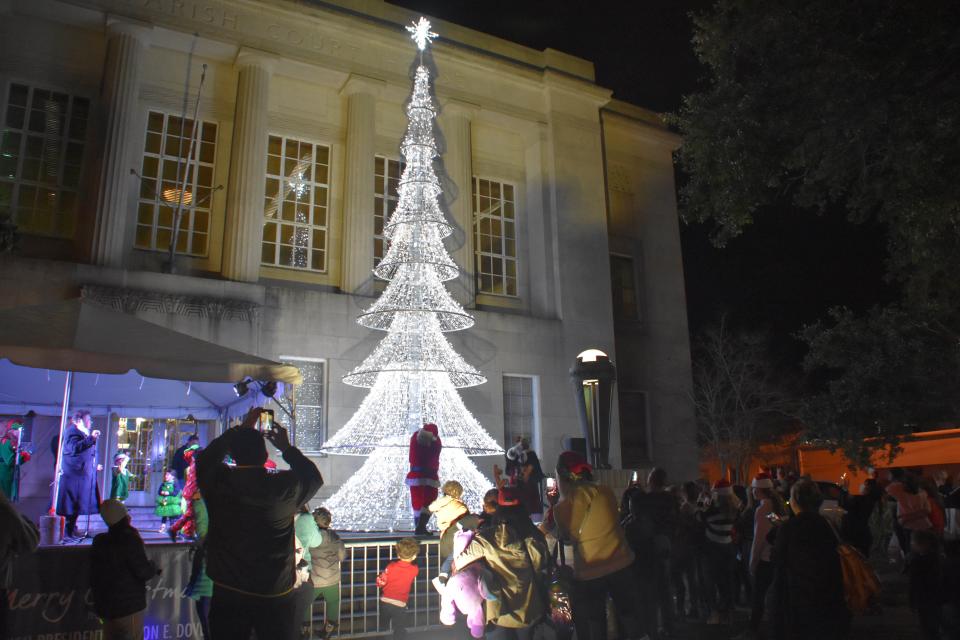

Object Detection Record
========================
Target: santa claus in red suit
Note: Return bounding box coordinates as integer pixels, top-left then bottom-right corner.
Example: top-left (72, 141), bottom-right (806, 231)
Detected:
top-left (406, 423), bottom-right (441, 534)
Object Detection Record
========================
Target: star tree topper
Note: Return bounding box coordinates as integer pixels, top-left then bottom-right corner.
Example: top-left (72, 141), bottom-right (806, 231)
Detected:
top-left (406, 17), bottom-right (437, 51)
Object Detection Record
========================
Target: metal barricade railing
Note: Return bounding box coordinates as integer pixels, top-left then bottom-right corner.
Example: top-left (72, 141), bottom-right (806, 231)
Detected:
top-left (308, 536), bottom-right (444, 638)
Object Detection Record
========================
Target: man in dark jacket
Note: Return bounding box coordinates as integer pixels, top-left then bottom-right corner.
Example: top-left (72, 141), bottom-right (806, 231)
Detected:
top-left (771, 479), bottom-right (849, 640)
top-left (90, 499), bottom-right (160, 638)
top-left (624, 467), bottom-right (679, 637)
top-left (57, 410), bottom-right (101, 539)
top-left (196, 408), bottom-right (323, 640)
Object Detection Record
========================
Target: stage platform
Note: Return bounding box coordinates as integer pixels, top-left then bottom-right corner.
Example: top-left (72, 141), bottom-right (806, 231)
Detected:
top-left (15, 530), bottom-right (446, 639)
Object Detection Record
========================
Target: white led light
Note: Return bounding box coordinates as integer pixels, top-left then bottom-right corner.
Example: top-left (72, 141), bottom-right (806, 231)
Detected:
top-left (359, 263), bottom-right (474, 332)
top-left (323, 447), bottom-right (495, 532)
top-left (406, 17), bottom-right (437, 52)
top-left (343, 314), bottom-right (485, 389)
top-left (322, 371), bottom-right (500, 456)
top-left (319, 23), bottom-right (502, 530)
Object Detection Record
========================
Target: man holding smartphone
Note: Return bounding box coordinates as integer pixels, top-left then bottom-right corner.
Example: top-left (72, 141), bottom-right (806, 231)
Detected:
top-left (196, 407), bottom-right (323, 639)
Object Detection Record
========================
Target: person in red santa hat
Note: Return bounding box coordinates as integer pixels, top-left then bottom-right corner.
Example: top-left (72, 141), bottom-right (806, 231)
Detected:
top-left (699, 478), bottom-right (742, 625)
top-left (746, 471), bottom-right (787, 637)
top-left (406, 423), bottom-right (441, 535)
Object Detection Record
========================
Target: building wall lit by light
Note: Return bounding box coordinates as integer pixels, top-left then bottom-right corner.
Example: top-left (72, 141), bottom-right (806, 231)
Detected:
top-left (0, 0), bottom-right (698, 490)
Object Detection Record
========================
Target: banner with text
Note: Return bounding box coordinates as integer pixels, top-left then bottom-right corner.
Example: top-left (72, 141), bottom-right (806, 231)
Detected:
top-left (6, 545), bottom-right (202, 640)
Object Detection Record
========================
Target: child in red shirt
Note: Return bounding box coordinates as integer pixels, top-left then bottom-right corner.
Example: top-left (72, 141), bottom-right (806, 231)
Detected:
top-left (377, 537), bottom-right (420, 638)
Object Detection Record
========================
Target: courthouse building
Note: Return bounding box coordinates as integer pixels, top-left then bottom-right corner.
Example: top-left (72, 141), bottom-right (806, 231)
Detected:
top-left (0, 0), bottom-right (696, 503)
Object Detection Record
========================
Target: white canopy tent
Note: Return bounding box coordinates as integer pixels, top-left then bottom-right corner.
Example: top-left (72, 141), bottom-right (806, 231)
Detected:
top-left (0, 298), bottom-right (300, 385)
top-left (0, 298), bottom-right (301, 514)
top-left (0, 360), bottom-right (270, 421)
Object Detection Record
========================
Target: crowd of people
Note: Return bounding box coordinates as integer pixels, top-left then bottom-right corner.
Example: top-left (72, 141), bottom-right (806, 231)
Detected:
top-left (614, 466), bottom-right (960, 640)
top-left (2, 410), bottom-right (960, 640)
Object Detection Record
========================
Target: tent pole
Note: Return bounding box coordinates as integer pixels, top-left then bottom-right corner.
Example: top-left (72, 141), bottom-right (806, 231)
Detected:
top-left (49, 371), bottom-right (73, 514)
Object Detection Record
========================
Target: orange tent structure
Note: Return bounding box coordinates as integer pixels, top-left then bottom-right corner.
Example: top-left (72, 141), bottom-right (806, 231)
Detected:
top-left (699, 428), bottom-right (960, 492)
top-left (798, 428), bottom-right (960, 493)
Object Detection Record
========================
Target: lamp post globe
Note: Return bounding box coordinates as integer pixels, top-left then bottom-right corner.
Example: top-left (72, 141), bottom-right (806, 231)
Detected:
top-left (570, 349), bottom-right (616, 469)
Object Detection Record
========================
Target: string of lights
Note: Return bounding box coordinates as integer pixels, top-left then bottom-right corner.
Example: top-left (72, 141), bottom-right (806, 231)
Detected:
top-left (322, 447), bottom-right (492, 532)
top-left (319, 18), bottom-right (501, 530)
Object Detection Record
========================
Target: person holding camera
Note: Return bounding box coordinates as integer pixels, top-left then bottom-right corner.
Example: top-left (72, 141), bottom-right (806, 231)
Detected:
top-left (196, 407), bottom-right (323, 640)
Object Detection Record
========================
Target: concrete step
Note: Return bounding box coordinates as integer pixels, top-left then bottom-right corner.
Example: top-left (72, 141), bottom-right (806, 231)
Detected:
top-left (82, 505), bottom-right (172, 536)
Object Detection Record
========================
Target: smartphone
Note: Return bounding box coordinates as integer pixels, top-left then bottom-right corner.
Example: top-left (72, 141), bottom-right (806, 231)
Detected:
top-left (546, 477), bottom-right (556, 490)
top-left (258, 409), bottom-right (274, 433)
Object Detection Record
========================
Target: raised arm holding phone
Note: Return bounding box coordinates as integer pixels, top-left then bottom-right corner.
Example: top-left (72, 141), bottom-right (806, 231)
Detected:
top-left (196, 407), bottom-right (323, 640)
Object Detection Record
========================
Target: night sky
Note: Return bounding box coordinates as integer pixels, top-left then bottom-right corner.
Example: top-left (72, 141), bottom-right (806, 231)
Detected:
top-left (388, 0), bottom-right (891, 369)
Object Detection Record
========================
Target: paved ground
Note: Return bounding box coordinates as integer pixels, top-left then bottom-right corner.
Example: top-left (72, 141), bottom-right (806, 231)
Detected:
top-left (409, 556), bottom-right (923, 640)
top-left (668, 558), bottom-right (919, 640)
top-left (51, 529), bottom-right (927, 639)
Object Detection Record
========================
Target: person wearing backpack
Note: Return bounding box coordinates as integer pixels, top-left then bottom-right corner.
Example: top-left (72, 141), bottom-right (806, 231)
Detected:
top-left (545, 451), bottom-right (645, 640)
top-left (770, 479), bottom-right (849, 640)
top-left (887, 471), bottom-right (933, 554)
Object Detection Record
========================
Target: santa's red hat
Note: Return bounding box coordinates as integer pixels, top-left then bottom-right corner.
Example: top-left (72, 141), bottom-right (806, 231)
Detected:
top-left (556, 451), bottom-right (593, 480)
top-left (1, 419), bottom-right (22, 443)
top-left (421, 423), bottom-right (439, 439)
top-left (752, 472), bottom-right (774, 489)
top-left (712, 478), bottom-right (733, 495)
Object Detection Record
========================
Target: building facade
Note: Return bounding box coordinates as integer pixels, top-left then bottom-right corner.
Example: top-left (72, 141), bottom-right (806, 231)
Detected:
top-left (0, 0), bottom-right (697, 497)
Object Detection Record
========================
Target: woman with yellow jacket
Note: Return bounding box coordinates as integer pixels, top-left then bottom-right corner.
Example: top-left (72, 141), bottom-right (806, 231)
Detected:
top-left (544, 451), bottom-right (646, 640)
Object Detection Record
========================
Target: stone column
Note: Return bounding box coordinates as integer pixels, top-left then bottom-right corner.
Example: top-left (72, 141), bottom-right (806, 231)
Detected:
top-left (90, 19), bottom-right (151, 268)
top-left (442, 100), bottom-right (478, 306)
top-left (523, 122), bottom-right (559, 318)
top-left (221, 49), bottom-right (274, 283)
top-left (339, 75), bottom-right (383, 295)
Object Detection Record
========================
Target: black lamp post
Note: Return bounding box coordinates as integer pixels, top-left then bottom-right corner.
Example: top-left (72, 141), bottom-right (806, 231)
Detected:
top-left (570, 349), bottom-right (616, 469)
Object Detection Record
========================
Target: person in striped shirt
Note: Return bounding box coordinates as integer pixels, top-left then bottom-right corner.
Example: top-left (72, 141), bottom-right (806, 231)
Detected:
top-left (699, 479), bottom-right (742, 625)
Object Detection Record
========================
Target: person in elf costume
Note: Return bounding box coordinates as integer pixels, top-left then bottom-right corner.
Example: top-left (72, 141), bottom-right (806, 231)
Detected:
top-left (155, 469), bottom-right (182, 533)
top-left (406, 423), bottom-right (441, 535)
top-left (0, 419), bottom-right (30, 501)
top-left (168, 444), bottom-right (201, 541)
top-left (110, 451), bottom-right (135, 502)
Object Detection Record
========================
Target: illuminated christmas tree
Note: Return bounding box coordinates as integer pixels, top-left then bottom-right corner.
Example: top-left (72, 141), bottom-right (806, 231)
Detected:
top-left (320, 18), bottom-right (501, 531)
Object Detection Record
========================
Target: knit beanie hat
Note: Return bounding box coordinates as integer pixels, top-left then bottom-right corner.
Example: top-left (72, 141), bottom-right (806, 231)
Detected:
top-left (751, 472), bottom-right (774, 489)
top-left (712, 478), bottom-right (733, 495)
top-left (100, 499), bottom-right (128, 526)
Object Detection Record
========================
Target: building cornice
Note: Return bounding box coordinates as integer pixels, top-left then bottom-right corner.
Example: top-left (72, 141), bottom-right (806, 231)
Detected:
top-left (601, 105), bottom-right (681, 150)
top-left (81, 284), bottom-right (260, 321)
top-left (339, 73), bottom-right (386, 98)
top-left (542, 69), bottom-right (612, 109)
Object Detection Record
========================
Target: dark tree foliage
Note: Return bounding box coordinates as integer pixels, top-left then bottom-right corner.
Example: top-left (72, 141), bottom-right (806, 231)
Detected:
top-left (800, 307), bottom-right (960, 465)
top-left (675, 0), bottom-right (960, 461)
